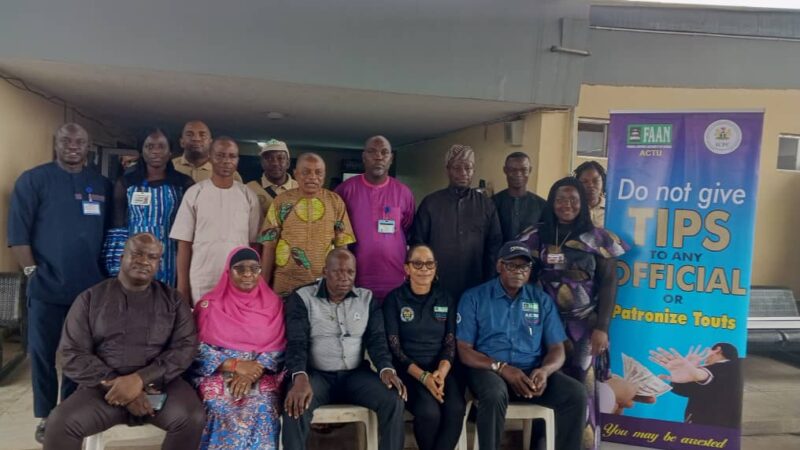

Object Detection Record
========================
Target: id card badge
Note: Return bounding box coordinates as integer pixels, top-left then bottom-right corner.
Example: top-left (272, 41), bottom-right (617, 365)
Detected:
top-left (130, 191), bottom-right (152, 206)
top-left (82, 201), bottom-right (101, 216)
top-left (378, 219), bottom-right (396, 234)
top-left (546, 252), bottom-right (565, 265)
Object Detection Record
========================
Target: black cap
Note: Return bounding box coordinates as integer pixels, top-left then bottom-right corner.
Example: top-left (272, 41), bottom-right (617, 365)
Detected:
top-left (497, 241), bottom-right (532, 262)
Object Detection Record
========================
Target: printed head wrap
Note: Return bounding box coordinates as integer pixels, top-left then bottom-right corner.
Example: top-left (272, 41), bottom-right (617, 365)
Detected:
top-left (444, 144), bottom-right (475, 167)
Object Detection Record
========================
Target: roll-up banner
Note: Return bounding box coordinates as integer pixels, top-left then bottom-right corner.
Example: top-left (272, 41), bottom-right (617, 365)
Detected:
top-left (601, 111), bottom-right (764, 450)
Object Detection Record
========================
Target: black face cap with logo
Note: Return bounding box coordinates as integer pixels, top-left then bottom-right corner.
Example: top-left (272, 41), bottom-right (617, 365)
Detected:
top-left (497, 241), bottom-right (533, 262)
top-left (497, 240), bottom-right (543, 282)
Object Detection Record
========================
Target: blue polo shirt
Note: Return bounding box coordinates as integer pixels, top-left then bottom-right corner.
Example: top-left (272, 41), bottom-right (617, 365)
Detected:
top-left (456, 277), bottom-right (566, 372)
top-left (7, 162), bottom-right (111, 305)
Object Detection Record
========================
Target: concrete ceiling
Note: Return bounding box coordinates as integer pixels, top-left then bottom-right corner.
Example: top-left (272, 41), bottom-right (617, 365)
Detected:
top-left (0, 59), bottom-right (541, 151)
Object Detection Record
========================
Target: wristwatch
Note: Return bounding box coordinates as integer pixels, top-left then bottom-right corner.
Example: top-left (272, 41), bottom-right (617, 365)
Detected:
top-left (490, 361), bottom-right (503, 373)
top-left (23, 265), bottom-right (37, 277)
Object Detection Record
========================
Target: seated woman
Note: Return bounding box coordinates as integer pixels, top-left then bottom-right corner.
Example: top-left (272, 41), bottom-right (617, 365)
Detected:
top-left (517, 177), bottom-right (627, 450)
top-left (383, 244), bottom-right (466, 450)
top-left (192, 246), bottom-right (286, 450)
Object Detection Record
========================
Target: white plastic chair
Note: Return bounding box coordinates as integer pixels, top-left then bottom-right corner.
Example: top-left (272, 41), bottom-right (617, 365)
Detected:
top-left (472, 402), bottom-right (555, 450)
top-left (84, 424), bottom-right (162, 450)
top-left (279, 404), bottom-right (378, 450)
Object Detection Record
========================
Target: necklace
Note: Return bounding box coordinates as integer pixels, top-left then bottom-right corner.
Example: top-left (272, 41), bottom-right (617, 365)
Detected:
top-left (555, 226), bottom-right (572, 251)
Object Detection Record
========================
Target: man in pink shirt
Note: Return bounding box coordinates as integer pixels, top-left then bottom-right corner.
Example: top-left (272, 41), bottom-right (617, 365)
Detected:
top-left (335, 136), bottom-right (415, 302)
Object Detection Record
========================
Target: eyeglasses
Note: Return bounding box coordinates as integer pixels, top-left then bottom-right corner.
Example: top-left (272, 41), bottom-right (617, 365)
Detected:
top-left (407, 260), bottom-right (437, 270)
top-left (232, 265), bottom-right (262, 276)
top-left (554, 197), bottom-right (580, 206)
top-left (502, 261), bottom-right (533, 273)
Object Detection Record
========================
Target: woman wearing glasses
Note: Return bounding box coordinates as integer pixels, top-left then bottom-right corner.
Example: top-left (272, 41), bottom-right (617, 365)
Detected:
top-left (382, 244), bottom-right (466, 450)
top-left (517, 177), bottom-right (627, 450)
top-left (191, 247), bottom-right (286, 449)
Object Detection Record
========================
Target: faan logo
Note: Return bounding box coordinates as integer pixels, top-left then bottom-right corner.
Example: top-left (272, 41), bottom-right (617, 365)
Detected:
top-left (627, 124), bottom-right (672, 157)
top-left (704, 120), bottom-right (742, 155)
top-left (627, 124), bottom-right (672, 146)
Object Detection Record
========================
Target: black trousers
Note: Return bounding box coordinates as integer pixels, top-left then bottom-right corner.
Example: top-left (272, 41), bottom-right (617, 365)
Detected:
top-left (43, 377), bottom-right (206, 450)
top-left (28, 298), bottom-right (77, 418)
top-left (401, 370), bottom-right (467, 450)
top-left (467, 368), bottom-right (586, 450)
top-left (281, 368), bottom-right (405, 450)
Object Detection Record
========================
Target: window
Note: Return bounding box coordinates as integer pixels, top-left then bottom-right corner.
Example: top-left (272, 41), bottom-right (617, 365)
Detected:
top-left (577, 119), bottom-right (608, 158)
top-left (777, 135), bottom-right (800, 171)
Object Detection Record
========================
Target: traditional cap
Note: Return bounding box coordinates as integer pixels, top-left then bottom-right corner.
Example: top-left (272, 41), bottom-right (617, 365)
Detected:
top-left (444, 144), bottom-right (475, 167)
top-left (497, 241), bottom-right (533, 262)
top-left (259, 139), bottom-right (290, 157)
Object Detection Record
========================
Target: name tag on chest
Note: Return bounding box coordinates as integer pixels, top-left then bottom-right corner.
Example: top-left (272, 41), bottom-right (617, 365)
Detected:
top-left (82, 201), bottom-right (101, 216)
top-left (546, 253), bottom-right (565, 265)
top-left (130, 191), bottom-right (152, 206)
top-left (378, 219), bottom-right (396, 234)
top-left (522, 302), bottom-right (540, 325)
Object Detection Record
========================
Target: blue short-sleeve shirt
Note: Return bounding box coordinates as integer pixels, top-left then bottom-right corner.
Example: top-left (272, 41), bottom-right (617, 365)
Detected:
top-left (456, 277), bottom-right (566, 372)
top-left (7, 162), bottom-right (111, 305)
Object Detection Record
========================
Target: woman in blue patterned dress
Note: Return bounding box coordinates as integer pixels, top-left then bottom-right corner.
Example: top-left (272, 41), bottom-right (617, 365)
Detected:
top-left (105, 129), bottom-right (193, 284)
top-left (192, 246), bottom-right (287, 450)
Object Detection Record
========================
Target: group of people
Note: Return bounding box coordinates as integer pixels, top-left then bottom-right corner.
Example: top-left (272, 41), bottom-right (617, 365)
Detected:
top-left (7, 120), bottom-right (627, 450)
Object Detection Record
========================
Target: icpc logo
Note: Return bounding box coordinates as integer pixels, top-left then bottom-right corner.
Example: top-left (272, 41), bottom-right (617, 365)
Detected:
top-left (704, 120), bottom-right (742, 155)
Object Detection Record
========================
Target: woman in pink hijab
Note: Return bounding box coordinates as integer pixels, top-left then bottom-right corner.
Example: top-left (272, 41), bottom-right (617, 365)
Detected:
top-left (191, 246), bottom-right (286, 450)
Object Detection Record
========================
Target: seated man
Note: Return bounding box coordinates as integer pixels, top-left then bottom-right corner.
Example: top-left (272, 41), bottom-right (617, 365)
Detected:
top-left (43, 233), bottom-right (205, 450)
top-left (457, 241), bottom-right (586, 450)
top-left (282, 248), bottom-right (407, 450)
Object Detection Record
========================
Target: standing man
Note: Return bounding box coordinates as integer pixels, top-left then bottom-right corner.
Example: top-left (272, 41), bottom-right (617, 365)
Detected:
top-left (493, 152), bottom-right (547, 242)
top-left (282, 249), bottom-right (406, 450)
top-left (246, 138), bottom-right (298, 216)
top-left (411, 144), bottom-right (502, 301)
top-left (335, 135), bottom-right (415, 302)
top-left (43, 233), bottom-right (205, 450)
top-left (7, 123), bottom-right (112, 442)
top-left (259, 153), bottom-right (356, 297)
top-left (172, 120), bottom-right (241, 183)
top-left (457, 242), bottom-right (586, 450)
top-left (170, 137), bottom-right (261, 305)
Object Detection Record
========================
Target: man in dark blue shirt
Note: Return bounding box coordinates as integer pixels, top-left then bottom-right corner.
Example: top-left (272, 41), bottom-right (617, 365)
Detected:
top-left (7, 123), bottom-right (112, 442)
top-left (457, 241), bottom-right (586, 450)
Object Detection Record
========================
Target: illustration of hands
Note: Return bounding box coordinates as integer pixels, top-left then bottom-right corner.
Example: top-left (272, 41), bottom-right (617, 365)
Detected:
top-left (649, 345), bottom-right (711, 384)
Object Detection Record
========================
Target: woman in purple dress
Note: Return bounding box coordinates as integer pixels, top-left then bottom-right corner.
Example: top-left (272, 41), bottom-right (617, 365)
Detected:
top-left (518, 177), bottom-right (627, 450)
top-left (192, 247), bottom-right (287, 449)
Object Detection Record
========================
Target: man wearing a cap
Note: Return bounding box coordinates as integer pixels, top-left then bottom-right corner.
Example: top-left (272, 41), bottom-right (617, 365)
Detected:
top-left (172, 120), bottom-right (242, 183)
top-left (246, 139), bottom-right (299, 216)
top-left (457, 242), bottom-right (586, 450)
top-left (410, 144), bottom-right (502, 301)
top-left (334, 136), bottom-right (415, 303)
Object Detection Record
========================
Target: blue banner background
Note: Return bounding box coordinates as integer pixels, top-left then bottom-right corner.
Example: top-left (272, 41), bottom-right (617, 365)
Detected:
top-left (603, 111), bottom-right (764, 448)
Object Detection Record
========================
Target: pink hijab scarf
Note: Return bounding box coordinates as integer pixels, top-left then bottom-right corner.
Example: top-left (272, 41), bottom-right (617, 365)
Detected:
top-left (195, 246), bottom-right (286, 353)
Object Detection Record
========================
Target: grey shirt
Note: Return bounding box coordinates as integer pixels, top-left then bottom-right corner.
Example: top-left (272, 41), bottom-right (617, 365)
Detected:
top-left (284, 280), bottom-right (394, 376)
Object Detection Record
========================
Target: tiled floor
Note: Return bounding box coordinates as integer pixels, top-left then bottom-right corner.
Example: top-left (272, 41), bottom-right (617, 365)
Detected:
top-left (1, 344), bottom-right (798, 449)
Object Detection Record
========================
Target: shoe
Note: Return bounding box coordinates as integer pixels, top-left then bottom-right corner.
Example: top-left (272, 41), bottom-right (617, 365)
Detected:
top-left (34, 418), bottom-right (47, 444)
